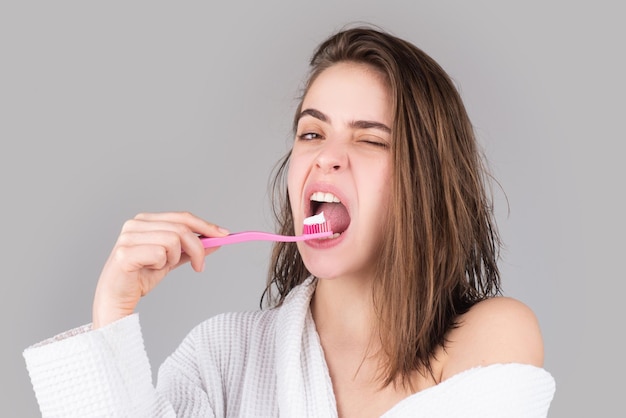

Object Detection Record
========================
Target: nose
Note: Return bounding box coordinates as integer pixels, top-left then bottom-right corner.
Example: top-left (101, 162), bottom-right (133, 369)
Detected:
top-left (315, 138), bottom-right (348, 173)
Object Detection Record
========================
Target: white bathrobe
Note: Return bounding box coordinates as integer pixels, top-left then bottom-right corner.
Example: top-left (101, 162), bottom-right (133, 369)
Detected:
top-left (24, 277), bottom-right (555, 417)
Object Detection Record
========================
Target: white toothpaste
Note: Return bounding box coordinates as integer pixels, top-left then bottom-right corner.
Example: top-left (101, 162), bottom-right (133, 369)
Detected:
top-left (303, 212), bottom-right (325, 225)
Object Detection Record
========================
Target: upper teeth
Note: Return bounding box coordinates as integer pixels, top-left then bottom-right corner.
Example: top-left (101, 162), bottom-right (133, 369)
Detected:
top-left (310, 192), bottom-right (340, 203)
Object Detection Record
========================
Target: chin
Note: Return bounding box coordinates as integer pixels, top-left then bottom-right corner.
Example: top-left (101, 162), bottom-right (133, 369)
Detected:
top-left (299, 252), bottom-right (340, 280)
top-left (302, 263), bottom-right (333, 281)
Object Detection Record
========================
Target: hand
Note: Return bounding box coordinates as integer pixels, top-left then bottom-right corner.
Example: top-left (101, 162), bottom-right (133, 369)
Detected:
top-left (92, 212), bottom-right (229, 329)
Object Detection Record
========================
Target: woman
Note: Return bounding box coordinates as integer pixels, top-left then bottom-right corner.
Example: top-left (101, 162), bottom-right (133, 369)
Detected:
top-left (24, 26), bottom-right (555, 417)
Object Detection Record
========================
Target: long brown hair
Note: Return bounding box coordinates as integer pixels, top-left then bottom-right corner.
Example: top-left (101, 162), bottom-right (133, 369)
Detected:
top-left (263, 25), bottom-right (502, 388)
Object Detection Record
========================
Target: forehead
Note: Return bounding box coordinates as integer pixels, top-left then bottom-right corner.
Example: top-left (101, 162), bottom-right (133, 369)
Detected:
top-left (301, 62), bottom-right (392, 123)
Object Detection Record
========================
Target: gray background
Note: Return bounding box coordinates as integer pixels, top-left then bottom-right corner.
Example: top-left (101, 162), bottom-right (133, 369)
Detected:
top-left (2, 1), bottom-right (623, 417)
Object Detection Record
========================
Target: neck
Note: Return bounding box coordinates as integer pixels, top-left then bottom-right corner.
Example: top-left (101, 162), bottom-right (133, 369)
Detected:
top-left (311, 276), bottom-right (377, 350)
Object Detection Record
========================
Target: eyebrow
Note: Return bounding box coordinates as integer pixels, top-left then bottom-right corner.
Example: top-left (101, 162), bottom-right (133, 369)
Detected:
top-left (298, 108), bottom-right (391, 134)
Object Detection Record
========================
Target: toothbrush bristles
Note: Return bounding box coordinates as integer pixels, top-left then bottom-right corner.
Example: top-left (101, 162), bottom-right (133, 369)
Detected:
top-left (303, 221), bottom-right (332, 235)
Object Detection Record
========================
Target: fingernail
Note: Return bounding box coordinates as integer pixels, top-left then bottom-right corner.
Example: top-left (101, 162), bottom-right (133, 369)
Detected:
top-left (217, 226), bottom-right (230, 235)
top-left (200, 259), bottom-right (206, 272)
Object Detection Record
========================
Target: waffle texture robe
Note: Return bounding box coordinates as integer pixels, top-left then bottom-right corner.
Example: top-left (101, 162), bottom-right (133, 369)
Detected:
top-left (24, 277), bottom-right (556, 417)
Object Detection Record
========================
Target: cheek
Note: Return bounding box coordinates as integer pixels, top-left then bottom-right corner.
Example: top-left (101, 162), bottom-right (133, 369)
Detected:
top-left (374, 162), bottom-right (393, 212)
top-left (373, 157), bottom-right (392, 189)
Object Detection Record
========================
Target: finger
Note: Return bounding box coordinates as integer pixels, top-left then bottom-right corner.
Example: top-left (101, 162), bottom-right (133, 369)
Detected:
top-left (116, 230), bottom-right (182, 268)
top-left (180, 232), bottom-right (232, 272)
top-left (132, 212), bottom-right (230, 238)
top-left (131, 212), bottom-right (229, 272)
top-left (121, 219), bottom-right (201, 252)
top-left (113, 243), bottom-right (172, 273)
top-left (117, 225), bottom-right (220, 273)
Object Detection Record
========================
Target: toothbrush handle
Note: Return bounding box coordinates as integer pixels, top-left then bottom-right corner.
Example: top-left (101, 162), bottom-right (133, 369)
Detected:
top-left (199, 230), bottom-right (333, 248)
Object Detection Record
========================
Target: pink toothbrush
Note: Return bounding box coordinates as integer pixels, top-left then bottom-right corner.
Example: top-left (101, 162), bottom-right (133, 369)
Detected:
top-left (199, 212), bottom-right (333, 248)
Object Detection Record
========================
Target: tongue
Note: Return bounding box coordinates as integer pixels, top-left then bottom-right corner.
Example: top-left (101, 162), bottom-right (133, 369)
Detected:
top-left (316, 202), bottom-right (350, 234)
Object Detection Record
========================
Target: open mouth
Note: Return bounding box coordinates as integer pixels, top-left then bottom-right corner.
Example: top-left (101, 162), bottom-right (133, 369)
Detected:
top-left (309, 191), bottom-right (351, 238)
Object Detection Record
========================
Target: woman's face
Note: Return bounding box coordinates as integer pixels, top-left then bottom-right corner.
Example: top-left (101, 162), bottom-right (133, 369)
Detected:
top-left (288, 62), bottom-right (393, 281)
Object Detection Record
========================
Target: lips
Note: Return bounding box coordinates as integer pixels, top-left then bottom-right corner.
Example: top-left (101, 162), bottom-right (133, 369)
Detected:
top-left (309, 191), bottom-right (351, 234)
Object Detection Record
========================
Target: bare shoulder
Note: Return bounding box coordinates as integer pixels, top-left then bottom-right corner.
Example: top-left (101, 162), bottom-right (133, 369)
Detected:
top-left (440, 297), bottom-right (545, 380)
